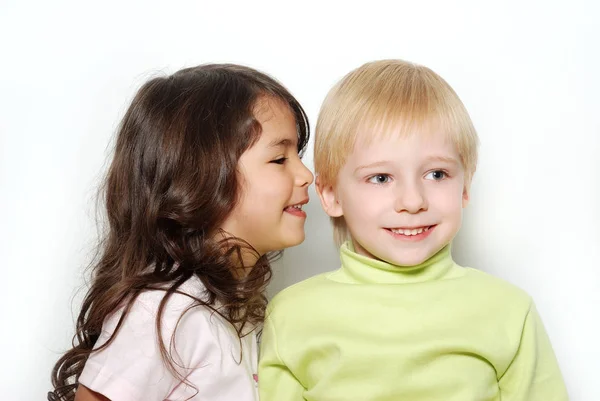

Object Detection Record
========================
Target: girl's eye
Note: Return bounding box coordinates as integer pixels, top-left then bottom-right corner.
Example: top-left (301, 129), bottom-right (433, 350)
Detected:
top-left (368, 174), bottom-right (391, 184)
top-left (270, 157), bottom-right (287, 165)
top-left (425, 170), bottom-right (447, 181)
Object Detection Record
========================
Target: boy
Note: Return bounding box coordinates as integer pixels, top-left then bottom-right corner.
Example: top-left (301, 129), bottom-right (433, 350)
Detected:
top-left (258, 60), bottom-right (568, 400)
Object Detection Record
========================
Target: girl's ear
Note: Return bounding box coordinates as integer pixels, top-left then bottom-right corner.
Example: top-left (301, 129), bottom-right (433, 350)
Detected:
top-left (316, 176), bottom-right (344, 217)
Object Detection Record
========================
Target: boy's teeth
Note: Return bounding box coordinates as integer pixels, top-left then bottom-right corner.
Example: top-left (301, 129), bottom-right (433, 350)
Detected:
top-left (390, 227), bottom-right (428, 236)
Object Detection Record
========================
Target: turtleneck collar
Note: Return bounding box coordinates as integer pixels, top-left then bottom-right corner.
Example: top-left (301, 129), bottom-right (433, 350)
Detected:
top-left (331, 241), bottom-right (462, 285)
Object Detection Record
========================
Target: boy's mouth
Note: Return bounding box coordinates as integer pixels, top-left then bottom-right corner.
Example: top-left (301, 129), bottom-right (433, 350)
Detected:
top-left (386, 225), bottom-right (436, 237)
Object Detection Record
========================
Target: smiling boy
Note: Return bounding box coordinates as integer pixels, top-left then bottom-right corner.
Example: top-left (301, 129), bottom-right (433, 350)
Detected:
top-left (258, 60), bottom-right (568, 401)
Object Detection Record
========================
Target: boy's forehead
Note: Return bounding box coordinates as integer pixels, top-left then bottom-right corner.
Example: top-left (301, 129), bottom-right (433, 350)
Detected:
top-left (353, 124), bottom-right (455, 151)
top-left (341, 128), bottom-right (462, 171)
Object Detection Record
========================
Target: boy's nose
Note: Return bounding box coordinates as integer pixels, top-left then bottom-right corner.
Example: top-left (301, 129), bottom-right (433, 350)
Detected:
top-left (394, 182), bottom-right (428, 213)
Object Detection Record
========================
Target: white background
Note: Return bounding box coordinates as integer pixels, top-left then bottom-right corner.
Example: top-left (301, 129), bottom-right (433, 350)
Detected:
top-left (1, 0), bottom-right (598, 399)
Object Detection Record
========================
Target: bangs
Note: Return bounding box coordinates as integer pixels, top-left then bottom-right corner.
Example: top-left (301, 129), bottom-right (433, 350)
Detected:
top-left (352, 89), bottom-right (462, 147)
top-left (315, 60), bottom-right (477, 186)
top-left (255, 92), bottom-right (310, 158)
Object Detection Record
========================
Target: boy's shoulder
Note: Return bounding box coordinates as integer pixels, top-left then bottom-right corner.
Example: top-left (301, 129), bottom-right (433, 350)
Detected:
top-left (267, 270), bottom-right (337, 315)
top-left (459, 266), bottom-right (533, 309)
top-left (265, 264), bottom-right (535, 318)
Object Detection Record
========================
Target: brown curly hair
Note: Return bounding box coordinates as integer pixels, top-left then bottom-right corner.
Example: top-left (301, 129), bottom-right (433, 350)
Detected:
top-left (48, 64), bottom-right (310, 400)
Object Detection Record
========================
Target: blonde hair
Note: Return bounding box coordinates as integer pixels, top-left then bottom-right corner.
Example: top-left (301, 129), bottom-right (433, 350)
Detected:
top-left (314, 59), bottom-right (479, 245)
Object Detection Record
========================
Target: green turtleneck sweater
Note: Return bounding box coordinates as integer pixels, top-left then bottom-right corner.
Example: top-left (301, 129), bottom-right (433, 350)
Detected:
top-left (259, 242), bottom-right (567, 401)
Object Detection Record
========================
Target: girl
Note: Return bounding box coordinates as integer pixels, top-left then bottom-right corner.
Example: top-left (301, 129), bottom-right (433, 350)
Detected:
top-left (48, 64), bottom-right (314, 401)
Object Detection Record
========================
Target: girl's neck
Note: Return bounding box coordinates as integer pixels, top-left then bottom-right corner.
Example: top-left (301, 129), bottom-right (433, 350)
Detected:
top-left (233, 250), bottom-right (261, 279)
top-left (215, 231), bottom-right (262, 279)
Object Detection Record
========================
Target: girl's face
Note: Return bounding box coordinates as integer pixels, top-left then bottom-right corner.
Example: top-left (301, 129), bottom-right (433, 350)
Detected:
top-left (220, 98), bottom-right (314, 259)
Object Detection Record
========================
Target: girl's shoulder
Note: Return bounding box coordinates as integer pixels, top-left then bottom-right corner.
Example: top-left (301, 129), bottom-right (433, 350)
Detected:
top-left (135, 275), bottom-right (211, 316)
top-left (100, 275), bottom-right (234, 343)
top-left (81, 276), bottom-right (256, 401)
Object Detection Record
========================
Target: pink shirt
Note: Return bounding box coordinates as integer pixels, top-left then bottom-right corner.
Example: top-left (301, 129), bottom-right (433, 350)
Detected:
top-left (79, 276), bottom-right (259, 401)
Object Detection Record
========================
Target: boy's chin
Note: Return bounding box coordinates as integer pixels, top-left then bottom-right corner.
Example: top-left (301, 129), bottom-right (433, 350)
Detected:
top-left (379, 252), bottom-right (431, 267)
top-left (353, 235), bottom-right (447, 267)
top-left (361, 244), bottom-right (437, 267)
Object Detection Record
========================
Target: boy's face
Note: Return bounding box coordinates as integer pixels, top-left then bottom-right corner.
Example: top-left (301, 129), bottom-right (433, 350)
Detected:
top-left (317, 130), bottom-right (469, 267)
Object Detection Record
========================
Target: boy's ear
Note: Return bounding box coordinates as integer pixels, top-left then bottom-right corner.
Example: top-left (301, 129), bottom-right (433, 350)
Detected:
top-left (462, 183), bottom-right (470, 208)
top-left (315, 176), bottom-right (344, 217)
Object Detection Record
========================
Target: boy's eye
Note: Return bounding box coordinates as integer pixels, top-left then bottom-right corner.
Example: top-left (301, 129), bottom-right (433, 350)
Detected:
top-left (425, 170), bottom-right (447, 180)
top-left (368, 174), bottom-right (391, 184)
top-left (270, 157), bottom-right (288, 165)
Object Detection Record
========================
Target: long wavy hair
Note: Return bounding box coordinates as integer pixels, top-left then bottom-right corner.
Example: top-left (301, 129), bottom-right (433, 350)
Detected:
top-left (48, 64), bottom-right (309, 401)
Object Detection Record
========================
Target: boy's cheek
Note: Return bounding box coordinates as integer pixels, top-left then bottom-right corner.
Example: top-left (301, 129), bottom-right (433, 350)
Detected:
top-left (344, 197), bottom-right (381, 222)
top-left (350, 187), bottom-right (394, 209)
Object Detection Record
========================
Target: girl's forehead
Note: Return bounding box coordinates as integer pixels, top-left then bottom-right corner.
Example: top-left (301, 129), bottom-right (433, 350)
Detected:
top-left (251, 100), bottom-right (297, 148)
top-left (253, 95), bottom-right (291, 120)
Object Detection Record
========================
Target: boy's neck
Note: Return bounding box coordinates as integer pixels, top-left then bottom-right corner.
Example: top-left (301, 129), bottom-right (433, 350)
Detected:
top-left (335, 241), bottom-right (460, 285)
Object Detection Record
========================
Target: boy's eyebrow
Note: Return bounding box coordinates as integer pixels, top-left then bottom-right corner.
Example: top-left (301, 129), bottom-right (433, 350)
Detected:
top-left (425, 155), bottom-right (460, 165)
top-left (354, 161), bottom-right (391, 174)
top-left (354, 156), bottom-right (460, 174)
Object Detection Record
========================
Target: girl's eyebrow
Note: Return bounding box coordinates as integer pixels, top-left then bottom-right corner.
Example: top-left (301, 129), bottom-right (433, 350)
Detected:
top-left (268, 138), bottom-right (296, 148)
